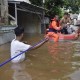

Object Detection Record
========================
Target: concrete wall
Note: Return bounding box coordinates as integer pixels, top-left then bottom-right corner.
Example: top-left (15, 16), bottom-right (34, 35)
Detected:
top-left (18, 11), bottom-right (41, 34)
top-left (0, 32), bottom-right (15, 45)
top-left (0, 26), bottom-right (16, 45)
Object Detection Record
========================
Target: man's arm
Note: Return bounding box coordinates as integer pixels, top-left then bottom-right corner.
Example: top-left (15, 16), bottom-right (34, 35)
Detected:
top-left (31, 38), bottom-right (48, 49)
top-left (68, 18), bottom-right (72, 24)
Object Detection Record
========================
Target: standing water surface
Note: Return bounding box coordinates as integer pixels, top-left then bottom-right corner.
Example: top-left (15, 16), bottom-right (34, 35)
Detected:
top-left (0, 34), bottom-right (80, 80)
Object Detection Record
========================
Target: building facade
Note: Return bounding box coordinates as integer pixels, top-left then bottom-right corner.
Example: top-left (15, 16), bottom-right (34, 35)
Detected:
top-left (0, 0), bottom-right (46, 45)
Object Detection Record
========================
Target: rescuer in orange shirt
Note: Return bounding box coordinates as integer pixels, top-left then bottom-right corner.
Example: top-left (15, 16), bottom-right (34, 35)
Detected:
top-left (46, 15), bottom-right (61, 42)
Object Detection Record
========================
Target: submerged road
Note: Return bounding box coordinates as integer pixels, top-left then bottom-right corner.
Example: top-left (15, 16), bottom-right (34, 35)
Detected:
top-left (0, 34), bottom-right (80, 80)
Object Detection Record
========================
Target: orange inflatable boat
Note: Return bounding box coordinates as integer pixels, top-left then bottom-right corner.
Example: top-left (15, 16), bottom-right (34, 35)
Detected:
top-left (49, 32), bottom-right (79, 41)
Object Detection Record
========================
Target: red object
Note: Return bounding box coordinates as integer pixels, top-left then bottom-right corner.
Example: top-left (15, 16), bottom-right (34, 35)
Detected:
top-left (49, 22), bottom-right (53, 28)
top-left (49, 33), bottom-right (78, 41)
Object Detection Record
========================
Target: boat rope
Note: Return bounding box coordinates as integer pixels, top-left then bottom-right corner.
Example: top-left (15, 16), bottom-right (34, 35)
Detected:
top-left (0, 38), bottom-right (47, 67)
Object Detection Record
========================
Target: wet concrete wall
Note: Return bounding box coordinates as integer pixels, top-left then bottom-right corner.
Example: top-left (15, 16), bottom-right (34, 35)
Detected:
top-left (17, 11), bottom-right (41, 34)
top-left (0, 32), bottom-right (15, 45)
top-left (0, 26), bottom-right (16, 45)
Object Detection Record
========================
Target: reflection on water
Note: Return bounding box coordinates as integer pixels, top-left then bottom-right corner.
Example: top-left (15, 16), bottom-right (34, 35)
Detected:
top-left (0, 34), bottom-right (80, 80)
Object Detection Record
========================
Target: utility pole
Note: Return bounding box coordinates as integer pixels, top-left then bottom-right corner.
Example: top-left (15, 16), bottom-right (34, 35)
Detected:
top-left (43, 0), bottom-right (45, 4)
top-left (1, 0), bottom-right (8, 25)
top-left (41, 0), bottom-right (45, 34)
top-left (42, 0), bottom-right (45, 34)
top-left (43, 0), bottom-right (45, 23)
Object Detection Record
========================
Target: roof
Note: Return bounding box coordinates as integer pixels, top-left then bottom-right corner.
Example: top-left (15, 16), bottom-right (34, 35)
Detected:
top-left (8, 1), bottom-right (46, 10)
top-left (8, 1), bottom-right (47, 15)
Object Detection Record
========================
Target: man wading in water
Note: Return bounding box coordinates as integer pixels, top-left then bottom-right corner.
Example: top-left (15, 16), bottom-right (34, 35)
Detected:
top-left (11, 27), bottom-right (48, 63)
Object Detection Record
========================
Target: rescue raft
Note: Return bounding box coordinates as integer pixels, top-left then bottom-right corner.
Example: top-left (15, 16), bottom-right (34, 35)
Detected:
top-left (49, 32), bottom-right (79, 41)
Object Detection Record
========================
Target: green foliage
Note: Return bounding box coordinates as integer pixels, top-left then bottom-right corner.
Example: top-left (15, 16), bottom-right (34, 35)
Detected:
top-left (45, 0), bottom-right (64, 8)
top-left (64, 0), bottom-right (80, 13)
top-left (45, 6), bottom-right (62, 18)
top-left (29, 0), bottom-right (80, 18)
top-left (29, 0), bottom-right (64, 18)
top-left (45, 0), bottom-right (64, 18)
top-left (29, 0), bottom-right (43, 6)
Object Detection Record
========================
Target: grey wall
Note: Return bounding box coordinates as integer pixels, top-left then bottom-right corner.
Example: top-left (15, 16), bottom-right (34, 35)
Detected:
top-left (18, 11), bottom-right (41, 34)
top-left (0, 26), bottom-right (16, 45)
top-left (0, 32), bottom-right (15, 45)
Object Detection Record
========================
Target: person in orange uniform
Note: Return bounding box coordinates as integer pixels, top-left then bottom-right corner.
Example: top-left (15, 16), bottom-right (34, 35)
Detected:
top-left (46, 15), bottom-right (61, 42)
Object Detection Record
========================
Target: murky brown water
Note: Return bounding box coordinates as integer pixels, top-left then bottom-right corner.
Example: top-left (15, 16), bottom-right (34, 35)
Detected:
top-left (0, 34), bottom-right (80, 80)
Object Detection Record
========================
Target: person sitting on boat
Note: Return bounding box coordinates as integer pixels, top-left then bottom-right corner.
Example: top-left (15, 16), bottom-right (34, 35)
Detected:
top-left (45, 15), bottom-right (61, 42)
top-left (60, 12), bottom-right (72, 34)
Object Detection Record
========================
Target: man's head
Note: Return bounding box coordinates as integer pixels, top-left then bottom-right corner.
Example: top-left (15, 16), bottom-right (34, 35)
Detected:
top-left (14, 27), bottom-right (24, 40)
top-left (64, 12), bottom-right (68, 19)
top-left (68, 13), bottom-right (71, 18)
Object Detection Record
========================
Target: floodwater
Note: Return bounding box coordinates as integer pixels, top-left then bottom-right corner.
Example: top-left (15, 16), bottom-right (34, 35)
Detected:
top-left (0, 34), bottom-right (80, 80)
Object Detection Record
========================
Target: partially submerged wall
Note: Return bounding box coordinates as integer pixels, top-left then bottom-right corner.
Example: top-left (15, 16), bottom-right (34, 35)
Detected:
top-left (0, 32), bottom-right (15, 45)
top-left (0, 26), bottom-right (16, 45)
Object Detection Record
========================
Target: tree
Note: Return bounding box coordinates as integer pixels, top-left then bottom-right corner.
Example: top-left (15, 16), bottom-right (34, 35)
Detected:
top-left (29, 0), bottom-right (43, 6)
top-left (64, 0), bottom-right (80, 13)
top-left (44, 0), bottom-right (64, 18)
top-left (29, 0), bottom-right (80, 18)
top-left (30, 0), bottom-right (64, 18)
top-left (1, 0), bottom-right (8, 24)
